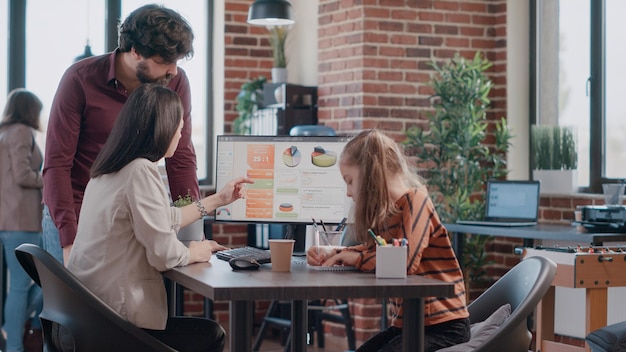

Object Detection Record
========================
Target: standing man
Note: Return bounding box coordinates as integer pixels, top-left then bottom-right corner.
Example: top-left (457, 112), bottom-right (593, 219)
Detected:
top-left (43, 4), bottom-right (200, 264)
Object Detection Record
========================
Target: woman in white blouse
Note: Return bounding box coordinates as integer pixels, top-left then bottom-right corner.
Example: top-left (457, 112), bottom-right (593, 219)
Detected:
top-left (66, 84), bottom-right (252, 352)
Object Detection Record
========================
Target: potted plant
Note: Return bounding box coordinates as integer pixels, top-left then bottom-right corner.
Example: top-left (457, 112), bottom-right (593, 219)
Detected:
top-left (268, 26), bottom-right (288, 83)
top-left (233, 76), bottom-right (267, 135)
top-left (404, 52), bottom-right (512, 296)
top-left (174, 191), bottom-right (204, 246)
top-left (531, 125), bottom-right (578, 193)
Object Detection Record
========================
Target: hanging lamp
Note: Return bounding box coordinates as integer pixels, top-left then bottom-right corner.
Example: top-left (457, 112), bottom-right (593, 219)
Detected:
top-left (247, 0), bottom-right (294, 26)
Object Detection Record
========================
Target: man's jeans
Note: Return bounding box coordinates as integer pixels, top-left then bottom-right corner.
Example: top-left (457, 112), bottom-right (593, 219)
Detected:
top-left (42, 205), bottom-right (64, 264)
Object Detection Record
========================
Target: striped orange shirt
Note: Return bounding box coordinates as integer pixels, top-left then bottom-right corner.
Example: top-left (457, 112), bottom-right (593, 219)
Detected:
top-left (350, 187), bottom-right (468, 328)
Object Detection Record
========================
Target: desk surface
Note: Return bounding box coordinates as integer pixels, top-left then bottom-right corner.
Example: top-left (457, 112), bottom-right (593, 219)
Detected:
top-left (164, 258), bottom-right (455, 352)
top-left (164, 258), bottom-right (454, 301)
top-left (444, 223), bottom-right (626, 243)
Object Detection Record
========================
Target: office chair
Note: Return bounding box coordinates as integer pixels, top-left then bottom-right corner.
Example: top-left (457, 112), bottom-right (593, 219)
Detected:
top-left (289, 124), bottom-right (336, 136)
top-left (15, 243), bottom-right (175, 352)
top-left (437, 255), bottom-right (557, 352)
top-left (252, 298), bottom-right (356, 352)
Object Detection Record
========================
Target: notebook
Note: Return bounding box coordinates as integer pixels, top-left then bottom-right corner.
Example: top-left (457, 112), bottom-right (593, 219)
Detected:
top-left (456, 180), bottom-right (540, 227)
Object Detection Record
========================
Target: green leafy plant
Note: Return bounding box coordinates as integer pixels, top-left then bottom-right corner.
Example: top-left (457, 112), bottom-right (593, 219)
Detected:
top-left (404, 52), bottom-right (512, 293)
top-left (268, 26), bottom-right (288, 68)
top-left (233, 76), bottom-right (267, 135)
top-left (173, 190), bottom-right (194, 207)
top-left (531, 125), bottom-right (577, 170)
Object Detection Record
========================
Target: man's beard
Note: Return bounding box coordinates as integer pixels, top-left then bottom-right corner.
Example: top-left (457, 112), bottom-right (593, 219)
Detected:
top-left (136, 61), bottom-right (173, 85)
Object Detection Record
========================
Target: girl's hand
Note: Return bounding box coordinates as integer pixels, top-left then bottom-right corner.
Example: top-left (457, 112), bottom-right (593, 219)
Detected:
top-left (307, 246), bottom-right (336, 266)
top-left (321, 250), bottom-right (359, 267)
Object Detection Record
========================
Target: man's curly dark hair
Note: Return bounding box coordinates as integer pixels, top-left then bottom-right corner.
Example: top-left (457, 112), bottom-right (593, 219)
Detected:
top-left (118, 4), bottom-right (194, 64)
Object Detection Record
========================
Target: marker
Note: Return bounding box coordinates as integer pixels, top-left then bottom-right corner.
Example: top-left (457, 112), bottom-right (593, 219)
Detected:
top-left (368, 229), bottom-right (383, 246)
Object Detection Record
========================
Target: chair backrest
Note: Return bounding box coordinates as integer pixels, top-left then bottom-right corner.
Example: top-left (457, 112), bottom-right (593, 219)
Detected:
top-left (289, 124), bottom-right (336, 136)
top-left (467, 255), bottom-right (557, 352)
top-left (15, 244), bottom-right (175, 352)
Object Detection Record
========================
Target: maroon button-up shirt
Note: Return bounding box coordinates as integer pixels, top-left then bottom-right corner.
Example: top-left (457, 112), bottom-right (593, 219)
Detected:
top-left (42, 50), bottom-right (200, 247)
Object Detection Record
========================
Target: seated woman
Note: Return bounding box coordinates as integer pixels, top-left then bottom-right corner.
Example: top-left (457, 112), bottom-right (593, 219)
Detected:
top-left (66, 83), bottom-right (252, 352)
top-left (307, 129), bottom-right (470, 352)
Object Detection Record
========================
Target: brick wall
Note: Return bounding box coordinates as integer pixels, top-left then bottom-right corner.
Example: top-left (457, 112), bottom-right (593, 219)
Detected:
top-left (182, 0), bottom-right (550, 347)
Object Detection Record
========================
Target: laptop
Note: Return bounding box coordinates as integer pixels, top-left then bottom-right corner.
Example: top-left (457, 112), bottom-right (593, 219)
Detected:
top-left (456, 180), bottom-right (541, 227)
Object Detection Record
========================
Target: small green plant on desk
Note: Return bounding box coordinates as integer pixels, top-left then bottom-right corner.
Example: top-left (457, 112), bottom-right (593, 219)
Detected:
top-left (173, 191), bottom-right (204, 245)
top-left (174, 191), bottom-right (194, 208)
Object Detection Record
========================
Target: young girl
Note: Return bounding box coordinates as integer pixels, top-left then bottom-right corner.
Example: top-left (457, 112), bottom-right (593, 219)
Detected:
top-left (307, 129), bottom-right (469, 352)
top-left (66, 84), bottom-right (252, 352)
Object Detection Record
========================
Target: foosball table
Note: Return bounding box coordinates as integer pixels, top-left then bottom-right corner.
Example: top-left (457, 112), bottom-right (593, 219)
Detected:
top-left (523, 246), bottom-right (626, 352)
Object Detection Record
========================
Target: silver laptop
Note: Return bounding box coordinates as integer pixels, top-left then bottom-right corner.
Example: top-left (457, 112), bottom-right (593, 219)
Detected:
top-left (456, 180), bottom-right (540, 227)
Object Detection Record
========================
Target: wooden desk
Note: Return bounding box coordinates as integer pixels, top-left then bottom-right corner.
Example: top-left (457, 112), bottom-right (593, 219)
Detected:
top-left (445, 223), bottom-right (626, 246)
top-left (446, 223), bottom-right (626, 352)
top-left (524, 248), bottom-right (626, 352)
top-left (164, 259), bottom-right (454, 352)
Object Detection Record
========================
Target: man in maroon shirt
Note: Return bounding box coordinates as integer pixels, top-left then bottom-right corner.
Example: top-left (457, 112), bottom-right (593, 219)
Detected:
top-left (42, 4), bottom-right (201, 264)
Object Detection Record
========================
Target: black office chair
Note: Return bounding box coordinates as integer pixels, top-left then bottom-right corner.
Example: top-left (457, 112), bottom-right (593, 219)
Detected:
top-left (252, 298), bottom-right (356, 352)
top-left (437, 255), bottom-right (557, 352)
top-left (15, 243), bottom-right (175, 352)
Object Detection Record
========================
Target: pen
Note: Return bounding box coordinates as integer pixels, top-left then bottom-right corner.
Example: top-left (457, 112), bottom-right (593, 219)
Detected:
top-left (335, 217), bottom-right (347, 231)
top-left (312, 218), bottom-right (320, 253)
top-left (320, 220), bottom-right (328, 232)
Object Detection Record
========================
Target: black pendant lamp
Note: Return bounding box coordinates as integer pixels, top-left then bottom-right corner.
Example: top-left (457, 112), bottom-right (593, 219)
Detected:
top-left (74, 40), bottom-right (94, 62)
top-left (247, 0), bottom-right (294, 26)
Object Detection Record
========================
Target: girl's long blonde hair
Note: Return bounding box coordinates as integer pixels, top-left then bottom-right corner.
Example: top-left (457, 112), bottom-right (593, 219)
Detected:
top-left (341, 129), bottom-right (424, 244)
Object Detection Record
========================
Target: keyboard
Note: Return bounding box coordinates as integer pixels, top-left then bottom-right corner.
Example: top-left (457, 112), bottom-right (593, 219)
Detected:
top-left (216, 246), bottom-right (272, 264)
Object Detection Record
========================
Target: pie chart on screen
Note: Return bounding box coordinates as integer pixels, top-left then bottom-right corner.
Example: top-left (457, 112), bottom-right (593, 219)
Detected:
top-left (311, 146), bottom-right (337, 167)
top-left (282, 146), bottom-right (301, 167)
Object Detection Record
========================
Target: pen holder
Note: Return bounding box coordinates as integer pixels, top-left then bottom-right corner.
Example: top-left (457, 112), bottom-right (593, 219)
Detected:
top-left (376, 245), bottom-right (407, 279)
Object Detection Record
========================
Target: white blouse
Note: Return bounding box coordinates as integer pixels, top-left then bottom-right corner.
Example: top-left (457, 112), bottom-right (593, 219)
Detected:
top-left (67, 158), bottom-right (189, 330)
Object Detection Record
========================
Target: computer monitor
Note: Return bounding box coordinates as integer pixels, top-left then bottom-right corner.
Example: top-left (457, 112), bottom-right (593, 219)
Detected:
top-left (214, 135), bottom-right (353, 225)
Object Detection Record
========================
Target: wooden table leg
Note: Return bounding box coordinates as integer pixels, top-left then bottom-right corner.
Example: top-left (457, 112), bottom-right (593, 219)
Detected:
top-left (536, 285), bottom-right (556, 351)
top-left (585, 288), bottom-right (607, 352)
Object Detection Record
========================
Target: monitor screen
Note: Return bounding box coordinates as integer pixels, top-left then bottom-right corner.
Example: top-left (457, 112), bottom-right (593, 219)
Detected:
top-left (214, 135), bottom-right (354, 224)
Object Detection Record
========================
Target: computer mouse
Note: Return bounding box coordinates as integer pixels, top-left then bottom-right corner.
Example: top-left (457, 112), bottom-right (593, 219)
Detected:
top-left (229, 257), bottom-right (261, 271)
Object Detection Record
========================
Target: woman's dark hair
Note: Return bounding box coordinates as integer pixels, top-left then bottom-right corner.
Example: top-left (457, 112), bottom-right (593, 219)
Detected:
top-left (118, 4), bottom-right (194, 64)
top-left (90, 84), bottom-right (183, 178)
top-left (0, 88), bottom-right (42, 130)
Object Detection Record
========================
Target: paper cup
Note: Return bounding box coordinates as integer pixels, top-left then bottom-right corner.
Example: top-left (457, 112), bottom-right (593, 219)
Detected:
top-left (269, 239), bottom-right (295, 272)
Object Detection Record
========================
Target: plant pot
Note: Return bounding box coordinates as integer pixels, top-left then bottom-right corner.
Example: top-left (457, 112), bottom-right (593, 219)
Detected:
top-left (271, 67), bottom-right (287, 83)
top-left (177, 219), bottom-right (204, 247)
top-left (532, 169), bottom-right (578, 194)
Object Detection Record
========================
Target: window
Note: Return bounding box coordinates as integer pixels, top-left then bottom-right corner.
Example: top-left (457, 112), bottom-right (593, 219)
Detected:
top-left (533, 0), bottom-right (625, 192)
top-left (2, 0), bottom-right (213, 184)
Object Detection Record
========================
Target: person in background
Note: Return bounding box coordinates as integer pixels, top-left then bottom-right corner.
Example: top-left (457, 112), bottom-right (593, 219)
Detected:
top-left (307, 129), bottom-right (470, 352)
top-left (66, 84), bottom-right (252, 352)
top-left (0, 89), bottom-right (44, 352)
top-left (43, 4), bottom-right (200, 264)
